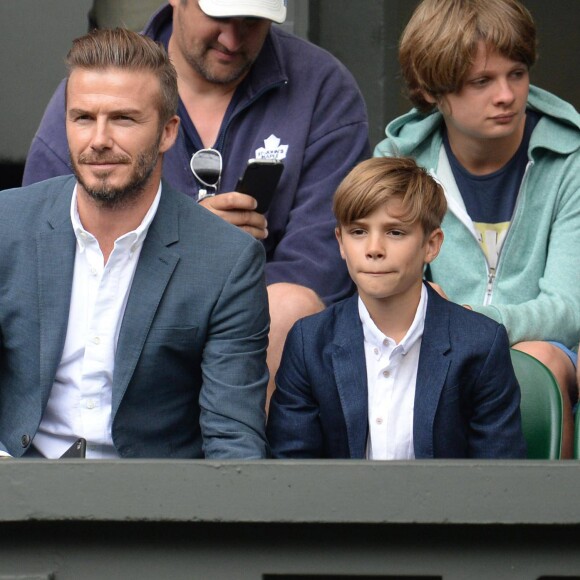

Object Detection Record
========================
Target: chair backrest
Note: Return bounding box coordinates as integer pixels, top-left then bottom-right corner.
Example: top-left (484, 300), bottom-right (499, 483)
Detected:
top-left (575, 407), bottom-right (580, 460)
top-left (510, 349), bottom-right (563, 459)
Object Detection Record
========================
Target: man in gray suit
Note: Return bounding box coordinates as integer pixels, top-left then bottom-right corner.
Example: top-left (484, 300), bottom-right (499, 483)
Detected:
top-left (0, 28), bottom-right (269, 459)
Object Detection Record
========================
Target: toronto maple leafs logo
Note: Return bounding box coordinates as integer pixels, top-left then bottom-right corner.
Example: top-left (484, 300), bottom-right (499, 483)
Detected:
top-left (254, 135), bottom-right (288, 161)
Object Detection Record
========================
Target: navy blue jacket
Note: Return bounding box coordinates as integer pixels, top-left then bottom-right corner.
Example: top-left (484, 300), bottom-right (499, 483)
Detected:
top-left (22, 4), bottom-right (370, 304)
top-left (267, 285), bottom-right (527, 459)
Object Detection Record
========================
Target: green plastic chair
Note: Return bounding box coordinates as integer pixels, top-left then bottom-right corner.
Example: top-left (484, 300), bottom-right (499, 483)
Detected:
top-left (575, 407), bottom-right (580, 460)
top-left (510, 349), bottom-right (563, 459)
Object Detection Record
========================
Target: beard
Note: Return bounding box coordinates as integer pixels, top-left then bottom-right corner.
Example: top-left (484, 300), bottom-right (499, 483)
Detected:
top-left (189, 48), bottom-right (254, 85)
top-left (71, 139), bottom-right (161, 210)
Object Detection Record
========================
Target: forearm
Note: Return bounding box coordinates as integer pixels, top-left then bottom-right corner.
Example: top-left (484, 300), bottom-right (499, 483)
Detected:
top-left (200, 241), bottom-right (270, 459)
top-left (468, 325), bottom-right (527, 458)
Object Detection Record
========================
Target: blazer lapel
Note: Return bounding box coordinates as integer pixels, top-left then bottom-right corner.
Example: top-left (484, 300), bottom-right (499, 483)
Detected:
top-left (413, 285), bottom-right (452, 458)
top-left (331, 296), bottom-right (369, 458)
top-left (37, 182), bottom-right (76, 402)
top-left (112, 187), bottom-right (180, 415)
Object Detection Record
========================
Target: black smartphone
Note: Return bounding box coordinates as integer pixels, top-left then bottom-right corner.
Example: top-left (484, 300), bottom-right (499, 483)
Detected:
top-left (60, 438), bottom-right (87, 459)
top-left (235, 159), bottom-right (284, 213)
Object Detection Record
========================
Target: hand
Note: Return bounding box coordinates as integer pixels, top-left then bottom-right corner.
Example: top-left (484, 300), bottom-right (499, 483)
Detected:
top-left (428, 281), bottom-right (449, 300)
top-left (199, 192), bottom-right (268, 240)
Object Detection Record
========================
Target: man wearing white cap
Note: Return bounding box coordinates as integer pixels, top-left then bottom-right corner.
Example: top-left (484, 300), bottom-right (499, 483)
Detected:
top-left (23, 0), bottom-right (371, 409)
top-left (198, 0), bottom-right (287, 22)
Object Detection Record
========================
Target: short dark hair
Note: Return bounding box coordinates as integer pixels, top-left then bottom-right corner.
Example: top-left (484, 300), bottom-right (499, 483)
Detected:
top-left (65, 28), bottom-right (178, 124)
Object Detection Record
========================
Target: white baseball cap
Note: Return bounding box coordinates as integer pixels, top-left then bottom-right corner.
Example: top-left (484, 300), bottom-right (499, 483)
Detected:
top-left (198, 0), bottom-right (287, 24)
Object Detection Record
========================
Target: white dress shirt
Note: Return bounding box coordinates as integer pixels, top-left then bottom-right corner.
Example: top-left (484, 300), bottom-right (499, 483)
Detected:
top-left (32, 184), bottom-right (161, 459)
top-left (359, 284), bottom-right (428, 460)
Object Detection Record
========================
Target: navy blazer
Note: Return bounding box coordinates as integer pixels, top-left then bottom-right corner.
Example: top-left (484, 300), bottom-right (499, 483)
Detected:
top-left (0, 176), bottom-right (269, 459)
top-left (267, 285), bottom-right (526, 458)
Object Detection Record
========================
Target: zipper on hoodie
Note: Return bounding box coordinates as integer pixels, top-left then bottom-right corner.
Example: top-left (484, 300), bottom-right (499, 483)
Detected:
top-left (214, 80), bottom-right (288, 153)
top-left (481, 161), bottom-right (533, 306)
top-left (484, 268), bottom-right (496, 306)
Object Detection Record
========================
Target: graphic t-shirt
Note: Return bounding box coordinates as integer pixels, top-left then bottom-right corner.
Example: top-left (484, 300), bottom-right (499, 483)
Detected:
top-left (444, 110), bottom-right (540, 269)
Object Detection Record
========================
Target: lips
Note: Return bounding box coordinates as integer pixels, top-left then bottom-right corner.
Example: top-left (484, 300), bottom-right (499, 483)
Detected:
top-left (211, 43), bottom-right (237, 55)
top-left (80, 158), bottom-right (130, 165)
top-left (491, 112), bottom-right (516, 122)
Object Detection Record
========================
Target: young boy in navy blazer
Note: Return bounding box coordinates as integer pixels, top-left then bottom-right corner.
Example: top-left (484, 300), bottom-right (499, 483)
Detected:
top-left (267, 157), bottom-right (526, 459)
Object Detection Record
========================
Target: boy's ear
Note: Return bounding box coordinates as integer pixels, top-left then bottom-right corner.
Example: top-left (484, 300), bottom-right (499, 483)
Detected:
top-left (421, 90), bottom-right (438, 105)
top-left (424, 228), bottom-right (444, 264)
top-left (335, 227), bottom-right (346, 260)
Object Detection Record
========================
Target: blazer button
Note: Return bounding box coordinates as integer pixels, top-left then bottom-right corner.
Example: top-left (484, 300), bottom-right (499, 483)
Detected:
top-left (21, 434), bottom-right (31, 448)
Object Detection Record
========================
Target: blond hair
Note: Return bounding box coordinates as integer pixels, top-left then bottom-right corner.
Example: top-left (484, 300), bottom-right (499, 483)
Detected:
top-left (65, 28), bottom-right (178, 124)
top-left (400, 0), bottom-right (537, 114)
top-left (333, 157), bottom-right (447, 237)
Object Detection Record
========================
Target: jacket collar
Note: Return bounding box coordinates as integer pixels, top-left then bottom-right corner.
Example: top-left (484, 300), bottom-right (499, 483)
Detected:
top-left (331, 295), bottom-right (369, 458)
top-left (330, 285), bottom-right (453, 459)
top-left (413, 284), bottom-right (452, 458)
top-left (38, 176), bottom-right (78, 401)
top-left (37, 176), bottom-right (183, 420)
top-left (112, 182), bottom-right (182, 415)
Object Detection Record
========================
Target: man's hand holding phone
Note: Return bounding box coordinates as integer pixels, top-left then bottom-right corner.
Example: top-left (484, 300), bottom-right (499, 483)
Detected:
top-left (199, 192), bottom-right (268, 239)
top-left (199, 159), bottom-right (283, 240)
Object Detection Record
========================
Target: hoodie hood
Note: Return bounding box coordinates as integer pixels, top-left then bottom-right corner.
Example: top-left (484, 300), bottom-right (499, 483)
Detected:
top-left (374, 85), bottom-right (579, 167)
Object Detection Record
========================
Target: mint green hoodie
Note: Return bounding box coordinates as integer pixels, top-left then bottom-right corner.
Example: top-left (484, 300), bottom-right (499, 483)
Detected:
top-left (374, 86), bottom-right (580, 347)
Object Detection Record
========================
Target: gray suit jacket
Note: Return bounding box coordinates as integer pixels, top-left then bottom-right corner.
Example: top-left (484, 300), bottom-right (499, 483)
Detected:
top-left (0, 175), bottom-right (269, 458)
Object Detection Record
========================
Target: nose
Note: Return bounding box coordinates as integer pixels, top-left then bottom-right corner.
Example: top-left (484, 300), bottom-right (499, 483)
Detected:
top-left (89, 118), bottom-right (113, 152)
top-left (366, 233), bottom-right (385, 260)
top-left (493, 77), bottom-right (516, 106)
top-left (216, 19), bottom-right (246, 52)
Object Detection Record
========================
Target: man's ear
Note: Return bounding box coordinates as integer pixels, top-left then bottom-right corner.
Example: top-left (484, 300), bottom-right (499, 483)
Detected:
top-left (424, 227), bottom-right (444, 264)
top-left (159, 115), bottom-right (180, 154)
top-left (335, 226), bottom-right (346, 260)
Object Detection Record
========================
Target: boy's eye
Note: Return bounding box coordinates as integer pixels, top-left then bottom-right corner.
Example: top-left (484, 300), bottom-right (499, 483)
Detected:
top-left (470, 77), bottom-right (489, 87)
top-left (388, 230), bottom-right (405, 237)
top-left (510, 69), bottom-right (527, 79)
top-left (350, 228), bottom-right (366, 236)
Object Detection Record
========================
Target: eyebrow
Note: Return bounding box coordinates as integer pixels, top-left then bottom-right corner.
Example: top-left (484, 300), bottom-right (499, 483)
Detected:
top-left (67, 107), bottom-right (143, 117)
top-left (470, 61), bottom-right (528, 76)
top-left (348, 217), bottom-right (409, 227)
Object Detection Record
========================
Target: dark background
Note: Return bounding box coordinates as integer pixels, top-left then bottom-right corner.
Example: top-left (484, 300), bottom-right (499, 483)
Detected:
top-left (1, 0), bottom-right (578, 190)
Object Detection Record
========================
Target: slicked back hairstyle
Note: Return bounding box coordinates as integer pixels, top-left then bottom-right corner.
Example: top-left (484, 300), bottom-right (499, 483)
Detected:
top-left (65, 28), bottom-right (178, 124)
top-left (333, 157), bottom-right (447, 239)
top-left (400, 0), bottom-right (537, 114)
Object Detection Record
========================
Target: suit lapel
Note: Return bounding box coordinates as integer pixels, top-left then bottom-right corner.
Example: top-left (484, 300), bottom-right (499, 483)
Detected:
top-left (413, 285), bottom-right (452, 458)
top-left (331, 296), bottom-right (369, 458)
top-left (37, 180), bottom-right (77, 402)
top-left (112, 186), bottom-right (180, 415)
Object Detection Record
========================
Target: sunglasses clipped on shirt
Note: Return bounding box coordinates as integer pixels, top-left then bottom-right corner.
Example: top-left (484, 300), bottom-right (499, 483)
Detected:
top-left (190, 148), bottom-right (222, 201)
